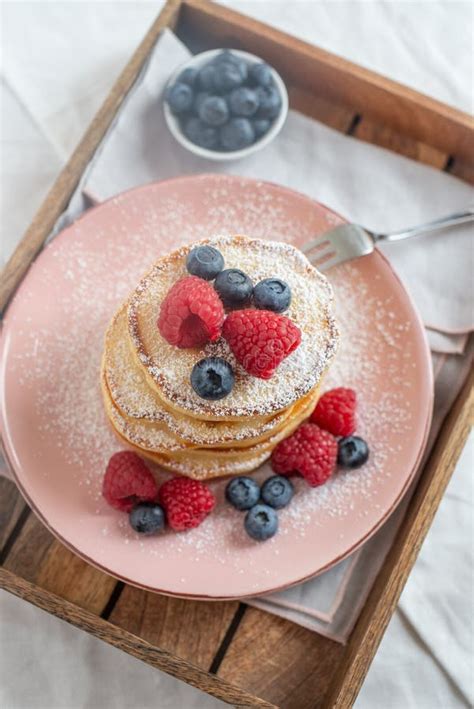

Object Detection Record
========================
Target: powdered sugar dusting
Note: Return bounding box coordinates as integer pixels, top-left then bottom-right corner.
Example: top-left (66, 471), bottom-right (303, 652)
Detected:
top-left (105, 305), bottom-right (313, 445)
top-left (5, 177), bottom-right (425, 584)
top-left (127, 235), bottom-right (338, 418)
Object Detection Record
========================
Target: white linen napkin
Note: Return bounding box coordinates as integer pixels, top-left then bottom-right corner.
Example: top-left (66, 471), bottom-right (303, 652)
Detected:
top-left (10, 28), bottom-right (474, 643)
top-left (54, 30), bottom-right (473, 339)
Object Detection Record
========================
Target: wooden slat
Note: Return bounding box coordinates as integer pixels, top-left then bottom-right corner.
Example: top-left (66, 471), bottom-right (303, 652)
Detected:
top-left (448, 159), bottom-right (474, 185)
top-left (0, 568), bottom-right (275, 709)
top-left (286, 87), bottom-right (354, 133)
top-left (109, 585), bottom-right (239, 670)
top-left (217, 607), bottom-right (344, 709)
top-left (353, 119), bottom-right (447, 169)
top-left (3, 512), bottom-right (116, 614)
top-left (0, 0), bottom-right (183, 313)
top-left (2, 512), bottom-right (50, 576)
top-left (324, 367), bottom-right (474, 708)
top-left (0, 477), bottom-right (28, 556)
top-left (177, 0), bottom-right (474, 163)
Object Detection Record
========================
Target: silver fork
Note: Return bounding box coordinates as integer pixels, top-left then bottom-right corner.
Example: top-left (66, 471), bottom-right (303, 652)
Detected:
top-left (302, 208), bottom-right (474, 271)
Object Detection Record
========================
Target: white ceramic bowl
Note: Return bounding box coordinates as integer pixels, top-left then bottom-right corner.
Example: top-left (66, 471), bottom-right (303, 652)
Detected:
top-left (163, 49), bottom-right (289, 161)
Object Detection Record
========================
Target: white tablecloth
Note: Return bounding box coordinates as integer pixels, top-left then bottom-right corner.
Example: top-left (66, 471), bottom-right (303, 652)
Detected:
top-left (1, 2), bottom-right (472, 708)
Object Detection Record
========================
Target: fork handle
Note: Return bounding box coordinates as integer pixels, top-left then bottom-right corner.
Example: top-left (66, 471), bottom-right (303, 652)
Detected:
top-left (373, 208), bottom-right (474, 242)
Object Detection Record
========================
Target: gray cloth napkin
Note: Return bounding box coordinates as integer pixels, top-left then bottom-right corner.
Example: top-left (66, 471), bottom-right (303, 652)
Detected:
top-left (41, 28), bottom-right (473, 642)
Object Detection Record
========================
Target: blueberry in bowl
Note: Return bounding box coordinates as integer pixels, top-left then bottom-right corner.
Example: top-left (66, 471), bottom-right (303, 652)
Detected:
top-left (165, 82), bottom-right (194, 114)
top-left (252, 119), bottom-right (271, 139)
top-left (198, 95), bottom-right (229, 126)
top-left (228, 87), bottom-right (260, 117)
top-left (163, 49), bottom-right (288, 160)
top-left (255, 85), bottom-right (282, 119)
top-left (193, 91), bottom-right (210, 116)
top-left (177, 67), bottom-right (198, 87)
top-left (248, 62), bottom-right (274, 88)
top-left (183, 117), bottom-right (219, 150)
top-left (213, 59), bottom-right (247, 92)
top-left (220, 118), bottom-right (255, 151)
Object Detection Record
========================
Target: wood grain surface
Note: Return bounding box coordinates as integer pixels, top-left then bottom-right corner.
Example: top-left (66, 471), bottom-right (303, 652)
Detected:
top-left (353, 120), bottom-right (448, 170)
top-left (1, 0), bottom-right (473, 707)
top-left (449, 159), bottom-right (474, 185)
top-left (217, 606), bottom-right (344, 709)
top-left (0, 477), bottom-right (27, 560)
top-left (3, 510), bottom-right (117, 614)
top-left (109, 585), bottom-right (239, 669)
top-left (0, 568), bottom-right (276, 708)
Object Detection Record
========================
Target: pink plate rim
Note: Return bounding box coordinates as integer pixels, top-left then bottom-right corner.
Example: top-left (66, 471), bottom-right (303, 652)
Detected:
top-left (0, 174), bottom-right (434, 600)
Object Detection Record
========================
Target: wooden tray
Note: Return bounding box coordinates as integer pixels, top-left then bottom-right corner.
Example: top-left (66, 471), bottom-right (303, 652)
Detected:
top-left (1, 1), bottom-right (473, 706)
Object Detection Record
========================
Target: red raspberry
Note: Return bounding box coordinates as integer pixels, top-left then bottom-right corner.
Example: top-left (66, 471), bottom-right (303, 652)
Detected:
top-left (271, 423), bottom-right (337, 487)
top-left (222, 309), bottom-right (301, 379)
top-left (158, 276), bottom-right (225, 348)
top-left (158, 477), bottom-right (216, 531)
top-left (103, 451), bottom-right (158, 512)
top-left (310, 387), bottom-right (356, 437)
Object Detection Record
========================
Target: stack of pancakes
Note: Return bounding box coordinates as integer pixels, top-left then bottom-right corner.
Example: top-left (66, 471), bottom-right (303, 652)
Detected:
top-left (101, 235), bottom-right (339, 480)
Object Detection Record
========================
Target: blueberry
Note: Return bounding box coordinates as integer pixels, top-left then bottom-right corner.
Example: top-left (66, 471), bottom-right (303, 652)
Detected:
top-left (213, 50), bottom-right (243, 67)
top-left (337, 436), bottom-right (369, 469)
top-left (248, 62), bottom-right (274, 88)
top-left (186, 245), bottom-right (224, 280)
top-left (225, 477), bottom-right (260, 511)
top-left (198, 95), bottom-right (229, 126)
top-left (184, 117), bottom-right (219, 149)
top-left (214, 268), bottom-right (253, 306)
top-left (178, 67), bottom-right (198, 86)
top-left (129, 503), bottom-right (165, 535)
top-left (191, 358), bottom-right (234, 400)
top-left (228, 87), bottom-right (259, 117)
top-left (213, 61), bottom-right (245, 92)
top-left (220, 118), bottom-right (255, 151)
top-left (253, 119), bottom-right (271, 139)
top-left (261, 475), bottom-right (294, 509)
top-left (253, 278), bottom-right (291, 312)
top-left (213, 52), bottom-right (248, 81)
top-left (193, 91), bottom-right (210, 115)
top-left (166, 82), bottom-right (194, 114)
top-left (244, 504), bottom-right (278, 541)
top-left (198, 64), bottom-right (218, 91)
top-left (256, 86), bottom-right (282, 119)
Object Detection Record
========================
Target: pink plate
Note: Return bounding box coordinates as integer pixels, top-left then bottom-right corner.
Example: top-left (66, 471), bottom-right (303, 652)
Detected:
top-left (0, 175), bottom-right (433, 599)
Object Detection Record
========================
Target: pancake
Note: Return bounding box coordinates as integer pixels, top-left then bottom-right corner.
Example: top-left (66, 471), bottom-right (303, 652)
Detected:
top-left (109, 428), bottom-right (272, 480)
top-left (102, 234), bottom-right (339, 480)
top-left (103, 305), bottom-right (311, 447)
top-left (127, 235), bottom-right (338, 420)
top-left (102, 369), bottom-right (320, 460)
